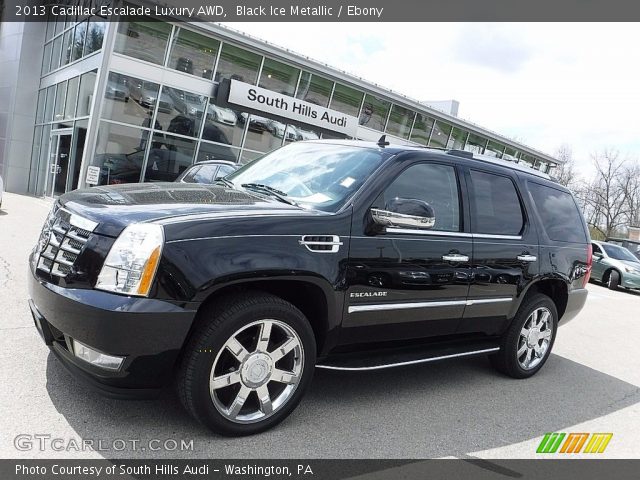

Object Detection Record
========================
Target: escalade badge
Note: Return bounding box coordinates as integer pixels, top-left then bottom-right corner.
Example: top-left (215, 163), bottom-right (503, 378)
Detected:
top-left (350, 291), bottom-right (388, 298)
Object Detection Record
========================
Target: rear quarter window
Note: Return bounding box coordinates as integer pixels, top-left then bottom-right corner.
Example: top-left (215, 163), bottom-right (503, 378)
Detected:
top-left (528, 182), bottom-right (587, 243)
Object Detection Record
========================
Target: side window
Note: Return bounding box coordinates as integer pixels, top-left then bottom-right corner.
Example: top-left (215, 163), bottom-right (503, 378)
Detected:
top-left (469, 170), bottom-right (524, 236)
top-left (374, 163), bottom-right (461, 232)
top-left (180, 165), bottom-right (201, 183)
top-left (592, 243), bottom-right (602, 255)
top-left (193, 165), bottom-right (219, 184)
top-left (528, 182), bottom-right (587, 243)
top-left (217, 165), bottom-right (236, 178)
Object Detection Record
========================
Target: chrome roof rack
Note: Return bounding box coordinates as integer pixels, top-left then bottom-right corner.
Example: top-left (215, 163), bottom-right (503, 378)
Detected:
top-left (445, 149), bottom-right (551, 180)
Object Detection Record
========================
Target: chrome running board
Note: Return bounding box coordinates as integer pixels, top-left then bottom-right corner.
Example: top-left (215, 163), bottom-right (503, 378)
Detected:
top-left (316, 347), bottom-right (499, 371)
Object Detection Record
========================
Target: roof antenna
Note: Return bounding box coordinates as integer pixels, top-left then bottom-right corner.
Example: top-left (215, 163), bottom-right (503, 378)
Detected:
top-left (377, 135), bottom-right (390, 147)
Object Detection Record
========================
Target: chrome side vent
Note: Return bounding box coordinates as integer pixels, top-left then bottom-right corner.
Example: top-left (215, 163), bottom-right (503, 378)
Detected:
top-left (299, 235), bottom-right (343, 253)
top-left (36, 207), bottom-right (98, 278)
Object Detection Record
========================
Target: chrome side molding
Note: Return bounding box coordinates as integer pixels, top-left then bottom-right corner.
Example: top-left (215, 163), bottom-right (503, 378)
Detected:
top-left (348, 297), bottom-right (512, 313)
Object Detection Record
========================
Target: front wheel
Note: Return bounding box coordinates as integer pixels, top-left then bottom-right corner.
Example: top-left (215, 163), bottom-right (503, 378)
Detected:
top-left (490, 294), bottom-right (558, 379)
top-left (607, 270), bottom-right (620, 290)
top-left (177, 292), bottom-right (316, 436)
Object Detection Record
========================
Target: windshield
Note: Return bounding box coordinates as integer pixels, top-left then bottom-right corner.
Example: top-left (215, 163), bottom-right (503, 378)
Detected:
top-left (226, 142), bottom-right (388, 212)
top-left (602, 243), bottom-right (640, 262)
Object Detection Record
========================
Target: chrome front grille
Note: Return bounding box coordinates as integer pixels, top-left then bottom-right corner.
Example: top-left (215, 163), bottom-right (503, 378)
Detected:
top-left (36, 205), bottom-right (98, 278)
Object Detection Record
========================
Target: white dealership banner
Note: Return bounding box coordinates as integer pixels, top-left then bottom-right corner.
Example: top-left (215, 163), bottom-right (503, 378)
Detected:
top-left (228, 79), bottom-right (358, 137)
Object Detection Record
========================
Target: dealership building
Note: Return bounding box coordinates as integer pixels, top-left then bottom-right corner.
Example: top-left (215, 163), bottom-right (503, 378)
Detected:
top-left (0, 4), bottom-right (561, 197)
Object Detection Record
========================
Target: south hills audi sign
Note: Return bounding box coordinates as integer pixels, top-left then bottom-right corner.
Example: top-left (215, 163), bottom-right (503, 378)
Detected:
top-left (226, 79), bottom-right (359, 137)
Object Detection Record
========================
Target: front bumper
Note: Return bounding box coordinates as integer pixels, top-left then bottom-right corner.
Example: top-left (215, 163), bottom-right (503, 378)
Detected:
top-left (622, 271), bottom-right (640, 289)
top-left (28, 263), bottom-right (198, 398)
top-left (559, 288), bottom-right (588, 325)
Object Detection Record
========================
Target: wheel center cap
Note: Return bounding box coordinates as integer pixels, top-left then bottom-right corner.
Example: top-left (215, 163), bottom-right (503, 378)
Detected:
top-left (241, 353), bottom-right (273, 388)
top-left (527, 329), bottom-right (541, 347)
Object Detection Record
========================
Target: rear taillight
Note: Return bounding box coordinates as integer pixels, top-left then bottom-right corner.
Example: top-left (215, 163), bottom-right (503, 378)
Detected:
top-left (583, 243), bottom-right (593, 287)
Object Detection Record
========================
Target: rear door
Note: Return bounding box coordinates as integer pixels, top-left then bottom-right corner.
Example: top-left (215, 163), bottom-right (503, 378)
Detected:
top-left (458, 168), bottom-right (539, 335)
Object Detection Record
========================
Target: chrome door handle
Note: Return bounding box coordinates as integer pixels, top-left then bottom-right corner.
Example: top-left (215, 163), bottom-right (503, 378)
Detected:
top-left (442, 254), bottom-right (469, 262)
top-left (517, 254), bottom-right (537, 262)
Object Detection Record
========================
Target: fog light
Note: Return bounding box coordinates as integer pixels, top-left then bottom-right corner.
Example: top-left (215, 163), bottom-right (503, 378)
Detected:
top-left (72, 339), bottom-right (124, 371)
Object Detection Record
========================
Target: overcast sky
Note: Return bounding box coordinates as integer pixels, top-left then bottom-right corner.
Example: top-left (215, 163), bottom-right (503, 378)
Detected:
top-left (229, 22), bottom-right (640, 176)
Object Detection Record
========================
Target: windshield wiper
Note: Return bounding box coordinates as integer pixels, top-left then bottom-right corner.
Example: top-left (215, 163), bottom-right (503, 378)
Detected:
top-left (241, 183), bottom-right (298, 206)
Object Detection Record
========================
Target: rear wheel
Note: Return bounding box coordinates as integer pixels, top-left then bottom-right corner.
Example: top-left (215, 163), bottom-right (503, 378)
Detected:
top-left (490, 294), bottom-right (558, 379)
top-left (606, 270), bottom-right (620, 290)
top-left (177, 292), bottom-right (316, 436)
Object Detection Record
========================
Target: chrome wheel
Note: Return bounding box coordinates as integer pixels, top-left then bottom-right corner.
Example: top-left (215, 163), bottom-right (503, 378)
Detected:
top-left (209, 319), bottom-right (304, 424)
top-left (517, 307), bottom-right (553, 370)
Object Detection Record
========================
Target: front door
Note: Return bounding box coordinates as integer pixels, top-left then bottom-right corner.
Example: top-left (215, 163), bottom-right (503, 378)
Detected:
top-left (47, 132), bottom-right (72, 197)
top-left (343, 160), bottom-right (472, 344)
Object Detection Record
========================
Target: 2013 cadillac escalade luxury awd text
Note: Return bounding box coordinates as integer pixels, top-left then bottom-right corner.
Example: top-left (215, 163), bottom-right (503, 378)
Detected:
top-left (28, 140), bottom-right (591, 436)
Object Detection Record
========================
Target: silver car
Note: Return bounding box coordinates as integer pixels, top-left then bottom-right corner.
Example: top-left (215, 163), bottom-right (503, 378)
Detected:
top-left (591, 241), bottom-right (640, 291)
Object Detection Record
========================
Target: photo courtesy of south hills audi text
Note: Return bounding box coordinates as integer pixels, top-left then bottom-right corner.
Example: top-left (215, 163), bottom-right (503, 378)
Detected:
top-left (2, 0), bottom-right (640, 479)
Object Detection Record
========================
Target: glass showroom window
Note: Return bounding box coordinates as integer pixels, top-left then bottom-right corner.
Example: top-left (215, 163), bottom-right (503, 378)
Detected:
top-left (520, 153), bottom-right (535, 167)
top-left (50, 34), bottom-right (62, 71)
top-left (409, 114), bottom-right (434, 146)
top-left (102, 72), bottom-right (158, 127)
top-left (242, 114), bottom-right (283, 153)
top-left (72, 21), bottom-right (88, 62)
top-left (64, 76), bottom-right (80, 120)
top-left (429, 121), bottom-right (452, 148)
top-left (156, 87), bottom-right (207, 138)
top-left (144, 133), bottom-right (196, 182)
top-left (215, 43), bottom-right (262, 84)
top-left (42, 42), bottom-right (52, 75)
top-left (168, 27), bottom-right (220, 79)
top-left (93, 122), bottom-right (147, 185)
top-left (84, 18), bottom-right (105, 56)
top-left (386, 104), bottom-right (415, 139)
top-left (359, 94), bottom-right (391, 131)
top-left (240, 149), bottom-right (264, 165)
top-left (36, 90), bottom-right (46, 124)
top-left (115, 21), bottom-right (172, 65)
top-left (203, 100), bottom-right (245, 147)
top-left (197, 141), bottom-right (241, 163)
top-left (77, 70), bottom-right (97, 117)
top-left (259, 58), bottom-right (300, 96)
top-left (44, 85), bottom-right (56, 123)
top-left (448, 127), bottom-right (467, 150)
top-left (53, 81), bottom-right (67, 123)
top-left (61, 29), bottom-right (73, 66)
top-left (465, 133), bottom-right (488, 154)
top-left (330, 83), bottom-right (363, 118)
top-left (296, 72), bottom-right (333, 107)
top-left (485, 141), bottom-right (505, 158)
top-left (503, 146), bottom-right (518, 162)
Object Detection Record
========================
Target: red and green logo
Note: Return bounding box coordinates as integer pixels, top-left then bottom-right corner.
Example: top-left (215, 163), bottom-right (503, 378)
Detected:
top-left (536, 433), bottom-right (613, 454)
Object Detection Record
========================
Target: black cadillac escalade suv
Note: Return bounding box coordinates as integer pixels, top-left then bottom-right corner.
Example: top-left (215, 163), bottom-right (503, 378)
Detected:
top-left (28, 140), bottom-right (591, 436)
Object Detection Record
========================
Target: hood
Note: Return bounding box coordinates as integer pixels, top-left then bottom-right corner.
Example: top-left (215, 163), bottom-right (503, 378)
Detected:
top-left (59, 182), bottom-right (303, 237)
top-left (619, 259), bottom-right (640, 270)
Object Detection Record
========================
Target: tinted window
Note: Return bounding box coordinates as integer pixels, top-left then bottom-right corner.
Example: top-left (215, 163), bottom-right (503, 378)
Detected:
top-left (592, 243), bottom-right (602, 255)
top-left (375, 163), bottom-right (461, 232)
top-left (217, 165), bottom-right (236, 177)
top-left (470, 170), bottom-right (524, 236)
top-left (601, 244), bottom-right (638, 262)
top-left (529, 182), bottom-right (587, 243)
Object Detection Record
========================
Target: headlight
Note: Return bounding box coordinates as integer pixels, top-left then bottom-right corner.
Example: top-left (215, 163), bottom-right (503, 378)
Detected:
top-left (95, 223), bottom-right (164, 297)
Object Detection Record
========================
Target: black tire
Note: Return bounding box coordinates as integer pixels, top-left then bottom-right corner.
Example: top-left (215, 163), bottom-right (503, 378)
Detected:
top-left (489, 293), bottom-right (558, 379)
top-left (607, 270), bottom-right (620, 290)
top-left (176, 292), bottom-right (316, 436)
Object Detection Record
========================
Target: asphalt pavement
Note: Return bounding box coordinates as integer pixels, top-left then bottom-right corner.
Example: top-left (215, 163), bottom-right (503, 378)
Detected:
top-left (1, 192), bottom-right (638, 459)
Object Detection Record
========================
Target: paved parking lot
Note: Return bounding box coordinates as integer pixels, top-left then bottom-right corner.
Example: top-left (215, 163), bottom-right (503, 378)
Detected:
top-left (1, 192), bottom-right (638, 459)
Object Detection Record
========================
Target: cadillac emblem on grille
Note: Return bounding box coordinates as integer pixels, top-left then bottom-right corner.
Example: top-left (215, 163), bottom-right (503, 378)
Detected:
top-left (36, 205), bottom-right (98, 278)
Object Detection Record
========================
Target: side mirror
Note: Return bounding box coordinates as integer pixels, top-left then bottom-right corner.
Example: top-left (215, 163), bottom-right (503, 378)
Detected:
top-left (593, 251), bottom-right (603, 258)
top-left (371, 198), bottom-right (436, 229)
